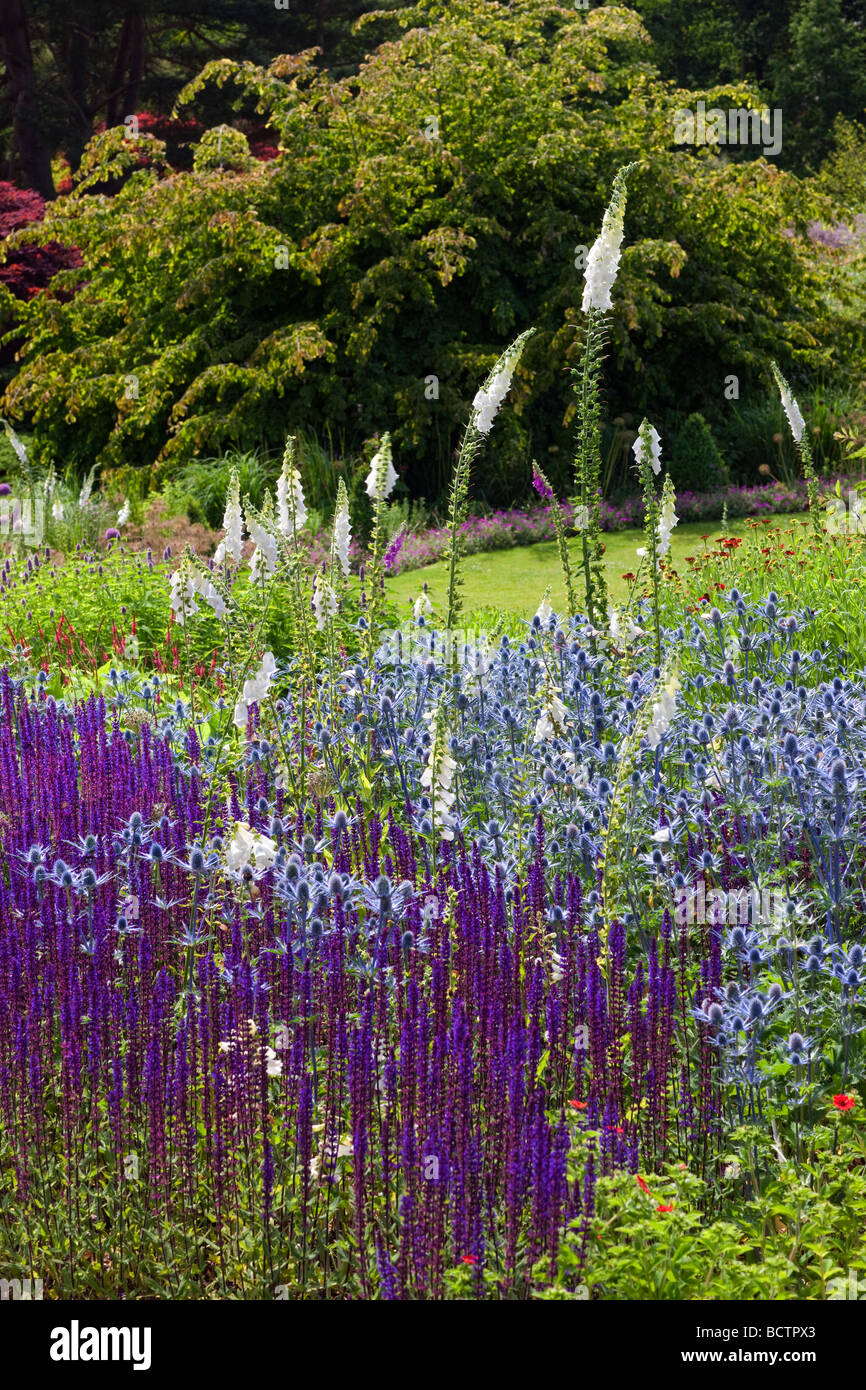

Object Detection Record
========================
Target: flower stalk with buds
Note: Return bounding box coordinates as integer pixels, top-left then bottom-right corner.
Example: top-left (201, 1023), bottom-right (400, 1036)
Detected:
top-left (574, 163), bottom-right (637, 631)
top-left (444, 329), bottom-right (535, 680)
top-left (771, 361), bottom-right (821, 538)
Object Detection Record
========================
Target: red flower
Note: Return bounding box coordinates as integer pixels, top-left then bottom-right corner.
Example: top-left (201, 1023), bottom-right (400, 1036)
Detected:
top-left (657, 1203), bottom-right (674, 1213)
top-left (568, 1100), bottom-right (588, 1110)
top-left (636, 1175), bottom-right (651, 1195)
top-left (832, 1094), bottom-right (856, 1112)
top-left (460, 1254), bottom-right (477, 1265)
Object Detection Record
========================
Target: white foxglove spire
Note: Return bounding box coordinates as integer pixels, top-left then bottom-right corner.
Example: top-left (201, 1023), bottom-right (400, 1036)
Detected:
top-left (471, 329), bottom-right (534, 436)
top-left (420, 704), bottom-right (457, 841)
top-left (365, 433), bottom-right (398, 502)
top-left (632, 421), bottom-right (662, 476)
top-left (233, 651), bottom-right (277, 728)
top-left (332, 481), bottom-right (351, 578)
top-left (772, 364), bottom-right (806, 443)
top-left (312, 573), bottom-right (338, 631)
top-left (213, 467), bottom-right (244, 567)
top-left (581, 165), bottom-right (635, 313)
top-left (645, 669), bottom-right (680, 750)
top-left (277, 455), bottom-right (307, 538)
top-left (247, 512), bottom-right (278, 581)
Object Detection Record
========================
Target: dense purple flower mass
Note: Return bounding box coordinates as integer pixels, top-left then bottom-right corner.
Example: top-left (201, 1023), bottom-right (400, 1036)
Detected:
top-left (0, 585), bottom-right (863, 1297)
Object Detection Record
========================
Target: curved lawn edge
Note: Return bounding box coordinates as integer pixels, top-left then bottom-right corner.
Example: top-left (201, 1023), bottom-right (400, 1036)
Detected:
top-left (385, 511), bottom-right (812, 616)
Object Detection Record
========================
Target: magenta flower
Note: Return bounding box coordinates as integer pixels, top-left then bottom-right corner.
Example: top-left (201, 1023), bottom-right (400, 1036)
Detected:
top-left (531, 466), bottom-right (553, 501)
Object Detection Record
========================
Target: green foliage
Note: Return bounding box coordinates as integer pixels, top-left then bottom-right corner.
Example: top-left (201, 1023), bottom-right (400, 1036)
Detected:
top-left (162, 449), bottom-right (276, 529)
top-left (556, 1121), bottom-right (866, 1300)
top-left (192, 125), bottom-right (252, 173)
top-left (670, 412), bottom-right (730, 493)
top-left (819, 115), bottom-right (866, 207)
top-left (2, 1), bottom-right (853, 502)
top-left (770, 0), bottom-right (866, 172)
top-left (0, 546), bottom-right (172, 675)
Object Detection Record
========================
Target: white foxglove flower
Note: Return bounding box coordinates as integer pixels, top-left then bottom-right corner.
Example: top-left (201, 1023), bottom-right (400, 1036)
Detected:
top-left (169, 567), bottom-right (200, 626)
top-left (247, 514), bottom-right (278, 581)
top-left (638, 477), bottom-right (678, 563)
top-left (264, 1047), bottom-right (282, 1077)
top-left (413, 591), bottom-right (433, 620)
top-left (52, 498), bottom-right (64, 523)
top-left (310, 1135), bottom-right (353, 1181)
top-left (78, 473), bottom-right (94, 509)
top-left (535, 591), bottom-right (553, 626)
top-left (365, 433), bottom-right (398, 501)
top-left (225, 821), bottom-right (277, 873)
top-left (573, 504), bottom-right (590, 532)
top-left (472, 365), bottom-right (513, 435)
top-left (312, 573), bottom-right (338, 631)
top-left (656, 491), bottom-right (679, 559)
top-left (233, 651), bottom-right (277, 728)
top-left (645, 670), bottom-right (680, 750)
top-left (332, 483), bottom-right (351, 577)
top-left (190, 567), bottom-right (225, 620)
top-left (470, 328), bottom-right (535, 436)
top-left (777, 380), bottom-right (805, 443)
top-left (582, 172), bottom-right (631, 312)
top-left (277, 463), bottom-right (307, 537)
top-left (2, 424), bottom-right (27, 467)
top-left (213, 470), bottom-right (244, 566)
top-left (116, 498), bottom-right (131, 527)
top-left (420, 706), bottom-right (458, 841)
top-left (534, 686), bottom-right (569, 742)
top-left (633, 422), bottom-right (662, 476)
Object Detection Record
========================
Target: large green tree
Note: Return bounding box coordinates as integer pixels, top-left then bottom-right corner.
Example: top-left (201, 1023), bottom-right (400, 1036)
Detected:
top-left (3, 0), bottom-right (858, 501)
top-left (0, 0), bottom-right (405, 188)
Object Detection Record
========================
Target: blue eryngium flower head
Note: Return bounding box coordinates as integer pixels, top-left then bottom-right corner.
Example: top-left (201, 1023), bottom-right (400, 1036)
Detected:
top-left (189, 847), bottom-right (206, 874)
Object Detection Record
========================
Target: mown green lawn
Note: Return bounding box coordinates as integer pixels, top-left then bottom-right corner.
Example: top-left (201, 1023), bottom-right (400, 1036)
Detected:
top-left (385, 512), bottom-right (810, 618)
